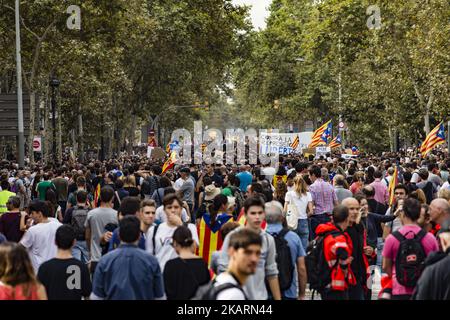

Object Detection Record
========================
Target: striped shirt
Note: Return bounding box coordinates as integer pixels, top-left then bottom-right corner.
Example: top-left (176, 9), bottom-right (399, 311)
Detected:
top-left (309, 179), bottom-right (337, 215)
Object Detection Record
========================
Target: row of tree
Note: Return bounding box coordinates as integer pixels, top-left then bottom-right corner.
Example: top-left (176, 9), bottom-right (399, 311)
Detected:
top-left (0, 0), bottom-right (251, 162)
top-left (232, 0), bottom-right (449, 153)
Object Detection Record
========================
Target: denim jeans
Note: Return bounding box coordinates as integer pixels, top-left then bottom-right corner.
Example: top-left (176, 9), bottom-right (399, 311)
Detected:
top-left (376, 237), bottom-right (384, 269)
top-left (310, 214), bottom-right (331, 239)
top-left (296, 219), bottom-right (310, 251)
top-left (72, 240), bottom-right (89, 264)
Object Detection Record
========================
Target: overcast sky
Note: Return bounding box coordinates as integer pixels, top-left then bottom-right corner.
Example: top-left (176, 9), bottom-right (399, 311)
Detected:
top-left (232, 0), bottom-right (272, 30)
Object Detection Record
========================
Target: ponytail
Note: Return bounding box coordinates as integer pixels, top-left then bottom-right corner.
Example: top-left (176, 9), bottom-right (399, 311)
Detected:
top-left (208, 194), bottom-right (228, 227)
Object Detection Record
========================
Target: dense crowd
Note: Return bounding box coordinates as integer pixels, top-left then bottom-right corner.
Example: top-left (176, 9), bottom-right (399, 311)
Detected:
top-left (0, 151), bottom-right (449, 300)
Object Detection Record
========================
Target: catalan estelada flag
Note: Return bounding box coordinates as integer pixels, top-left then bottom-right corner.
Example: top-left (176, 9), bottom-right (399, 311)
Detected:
top-left (93, 183), bottom-right (101, 208)
top-left (197, 213), bottom-right (234, 266)
top-left (273, 175), bottom-right (287, 186)
top-left (290, 135), bottom-right (299, 149)
top-left (388, 166), bottom-right (399, 206)
top-left (420, 122), bottom-right (446, 157)
top-left (162, 151), bottom-right (177, 174)
top-left (309, 120), bottom-right (332, 148)
top-left (329, 134), bottom-right (342, 149)
top-left (236, 208), bottom-right (267, 231)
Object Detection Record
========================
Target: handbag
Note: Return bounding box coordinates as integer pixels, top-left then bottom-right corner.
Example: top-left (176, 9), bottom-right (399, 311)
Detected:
top-left (286, 192), bottom-right (300, 230)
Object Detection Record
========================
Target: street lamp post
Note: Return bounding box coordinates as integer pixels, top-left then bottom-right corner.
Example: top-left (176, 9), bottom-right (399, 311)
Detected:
top-left (49, 77), bottom-right (60, 166)
top-left (14, 0), bottom-right (24, 167)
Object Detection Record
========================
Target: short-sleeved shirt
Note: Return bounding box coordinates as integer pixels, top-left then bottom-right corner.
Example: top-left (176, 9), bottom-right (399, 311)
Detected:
top-left (178, 177), bottom-right (195, 204)
top-left (36, 181), bottom-right (55, 201)
top-left (236, 172), bottom-right (252, 192)
top-left (382, 224), bottom-right (439, 296)
top-left (92, 244), bottom-right (164, 300)
top-left (0, 211), bottom-right (24, 242)
top-left (20, 218), bottom-right (62, 273)
top-left (145, 222), bottom-right (199, 272)
top-left (84, 207), bottom-right (118, 262)
top-left (267, 223), bottom-right (305, 299)
top-left (285, 191), bottom-right (312, 220)
top-left (52, 178), bottom-right (68, 202)
top-left (308, 179), bottom-right (337, 215)
top-left (37, 258), bottom-right (92, 300)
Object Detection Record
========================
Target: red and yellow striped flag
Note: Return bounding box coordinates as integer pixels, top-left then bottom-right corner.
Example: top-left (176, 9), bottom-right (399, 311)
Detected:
top-left (162, 151), bottom-right (177, 174)
top-left (309, 120), bottom-right (332, 148)
top-left (420, 122), bottom-right (446, 157)
top-left (93, 183), bottom-right (101, 208)
top-left (236, 208), bottom-right (267, 230)
top-left (290, 136), bottom-right (299, 149)
top-left (388, 166), bottom-right (399, 206)
top-left (197, 214), bottom-right (234, 266)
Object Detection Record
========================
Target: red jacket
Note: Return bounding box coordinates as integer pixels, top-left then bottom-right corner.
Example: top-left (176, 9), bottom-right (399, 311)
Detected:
top-left (316, 223), bottom-right (356, 291)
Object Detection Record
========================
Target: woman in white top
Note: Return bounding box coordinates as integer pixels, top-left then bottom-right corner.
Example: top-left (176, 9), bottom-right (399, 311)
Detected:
top-left (284, 175), bottom-right (313, 250)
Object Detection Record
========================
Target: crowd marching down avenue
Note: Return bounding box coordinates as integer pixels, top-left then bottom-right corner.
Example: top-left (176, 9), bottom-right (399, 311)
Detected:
top-left (1, 123), bottom-right (450, 300)
top-left (0, 0), bottom-right (449, 305)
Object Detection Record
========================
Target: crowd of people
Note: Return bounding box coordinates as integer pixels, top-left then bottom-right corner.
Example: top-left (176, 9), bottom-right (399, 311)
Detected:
top-left (0, 150), bottom-right (449, 300)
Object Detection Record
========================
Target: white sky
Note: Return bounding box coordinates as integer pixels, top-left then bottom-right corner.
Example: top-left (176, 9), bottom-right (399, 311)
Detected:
top-left (232, 0), bottom-right (272, 30)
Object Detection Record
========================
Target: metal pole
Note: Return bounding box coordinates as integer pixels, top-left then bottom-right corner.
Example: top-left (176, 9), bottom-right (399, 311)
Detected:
top-left (447, 121), bottom-right (450, 154)
top-left (15, 0), bottom-right (24, 167)
top-left (51, 85), bottom-right (57, 165)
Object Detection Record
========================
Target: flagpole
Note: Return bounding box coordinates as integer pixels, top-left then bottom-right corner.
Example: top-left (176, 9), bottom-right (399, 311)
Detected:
top-left (447, 120), bottom-right (450, 154)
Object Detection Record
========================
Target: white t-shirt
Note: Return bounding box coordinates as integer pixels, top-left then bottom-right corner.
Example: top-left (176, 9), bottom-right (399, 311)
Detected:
top-left (154, 206), bottom-right (189, 223)
top-left (214, 272), bottom-right (246, 300)
top-left (442, 181), bottom-right (450, 190)
top-left (20, 218), bottom-right (62, 273)
top-left (174, 178), bottom-right (184, 191)
top-left (145, 222), bottom-right (199, 272)
top-left (285, 191), bottom-right (312, 220)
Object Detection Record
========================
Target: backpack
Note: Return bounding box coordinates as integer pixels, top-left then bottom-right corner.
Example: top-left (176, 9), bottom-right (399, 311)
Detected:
top-left (420, 182), bottom-right (434, 204)
top-left (196, 193), bottom-right (213, 220)
top-left (10, 179), bottom-right (19, 193)
top-left (71, 206), bottom-right (89, 239)
top-left (271, 229), bottom-right (295, 291)
top-left (392, 229), bottom-right (427, 287)
top-left (305, 230), bottom-right (341, 292)
top-left (191, 280), bottom-right (248, 300)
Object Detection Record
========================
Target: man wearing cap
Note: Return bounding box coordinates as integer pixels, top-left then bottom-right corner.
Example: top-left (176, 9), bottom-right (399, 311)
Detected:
top-left (413, 219), bottom-right (450, 300)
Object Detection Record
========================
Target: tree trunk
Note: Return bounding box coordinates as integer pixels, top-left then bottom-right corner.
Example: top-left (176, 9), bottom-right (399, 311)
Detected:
top-left (57, 98), bottom-right (62, 163)
top-left (127, 112), bottom-right (136, 154)
top-left (28, 91), bottom-right (36, 164)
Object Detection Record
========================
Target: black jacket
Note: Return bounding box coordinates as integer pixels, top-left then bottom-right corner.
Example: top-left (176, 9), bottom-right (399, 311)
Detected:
top-left (361, 213), bottom-right (396, 248)
top-left (413, 249), bottom-right (450, 300)
top-left (366, 199), bottom-right (387, 237)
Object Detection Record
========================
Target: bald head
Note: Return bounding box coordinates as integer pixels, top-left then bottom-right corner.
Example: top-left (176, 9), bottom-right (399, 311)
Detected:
top-left (429, 198), bottom-right (450, 225)
top-left (342, 197), bottom-right (360, 224)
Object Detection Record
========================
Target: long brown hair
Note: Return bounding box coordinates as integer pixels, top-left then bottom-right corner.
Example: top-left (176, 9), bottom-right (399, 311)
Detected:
top-left (274, 181), bottom-right (287, 201)
top-left (1, 245), bottom-right (40, 299)
top-left (0, 242), bottom-right (15, 279)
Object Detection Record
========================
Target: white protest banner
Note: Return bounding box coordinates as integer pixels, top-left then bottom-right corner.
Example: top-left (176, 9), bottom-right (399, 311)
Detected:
top-left (259, 132), bottom-right (312, 155)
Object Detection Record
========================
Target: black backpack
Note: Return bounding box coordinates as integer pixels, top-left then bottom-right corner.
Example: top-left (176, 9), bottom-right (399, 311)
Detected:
top-left (392, 229), bottom-right (427, 287)
top-left (71, 206), bottom-right (89, 239)
top-left (191, 280), bottom-right (248, 300)
top-left (271, 229), bottom-right (295, 291)
top-left (420, 182), bottom-right (434, 204)
top-left (305, 230), bottom-right (341, 292)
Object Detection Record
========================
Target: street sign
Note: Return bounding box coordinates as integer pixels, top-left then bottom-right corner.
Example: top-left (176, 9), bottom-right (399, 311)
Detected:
top-left (33, 136), bottom-right (42, 152)
top-left (339, 121), bottom-right (345, 129)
